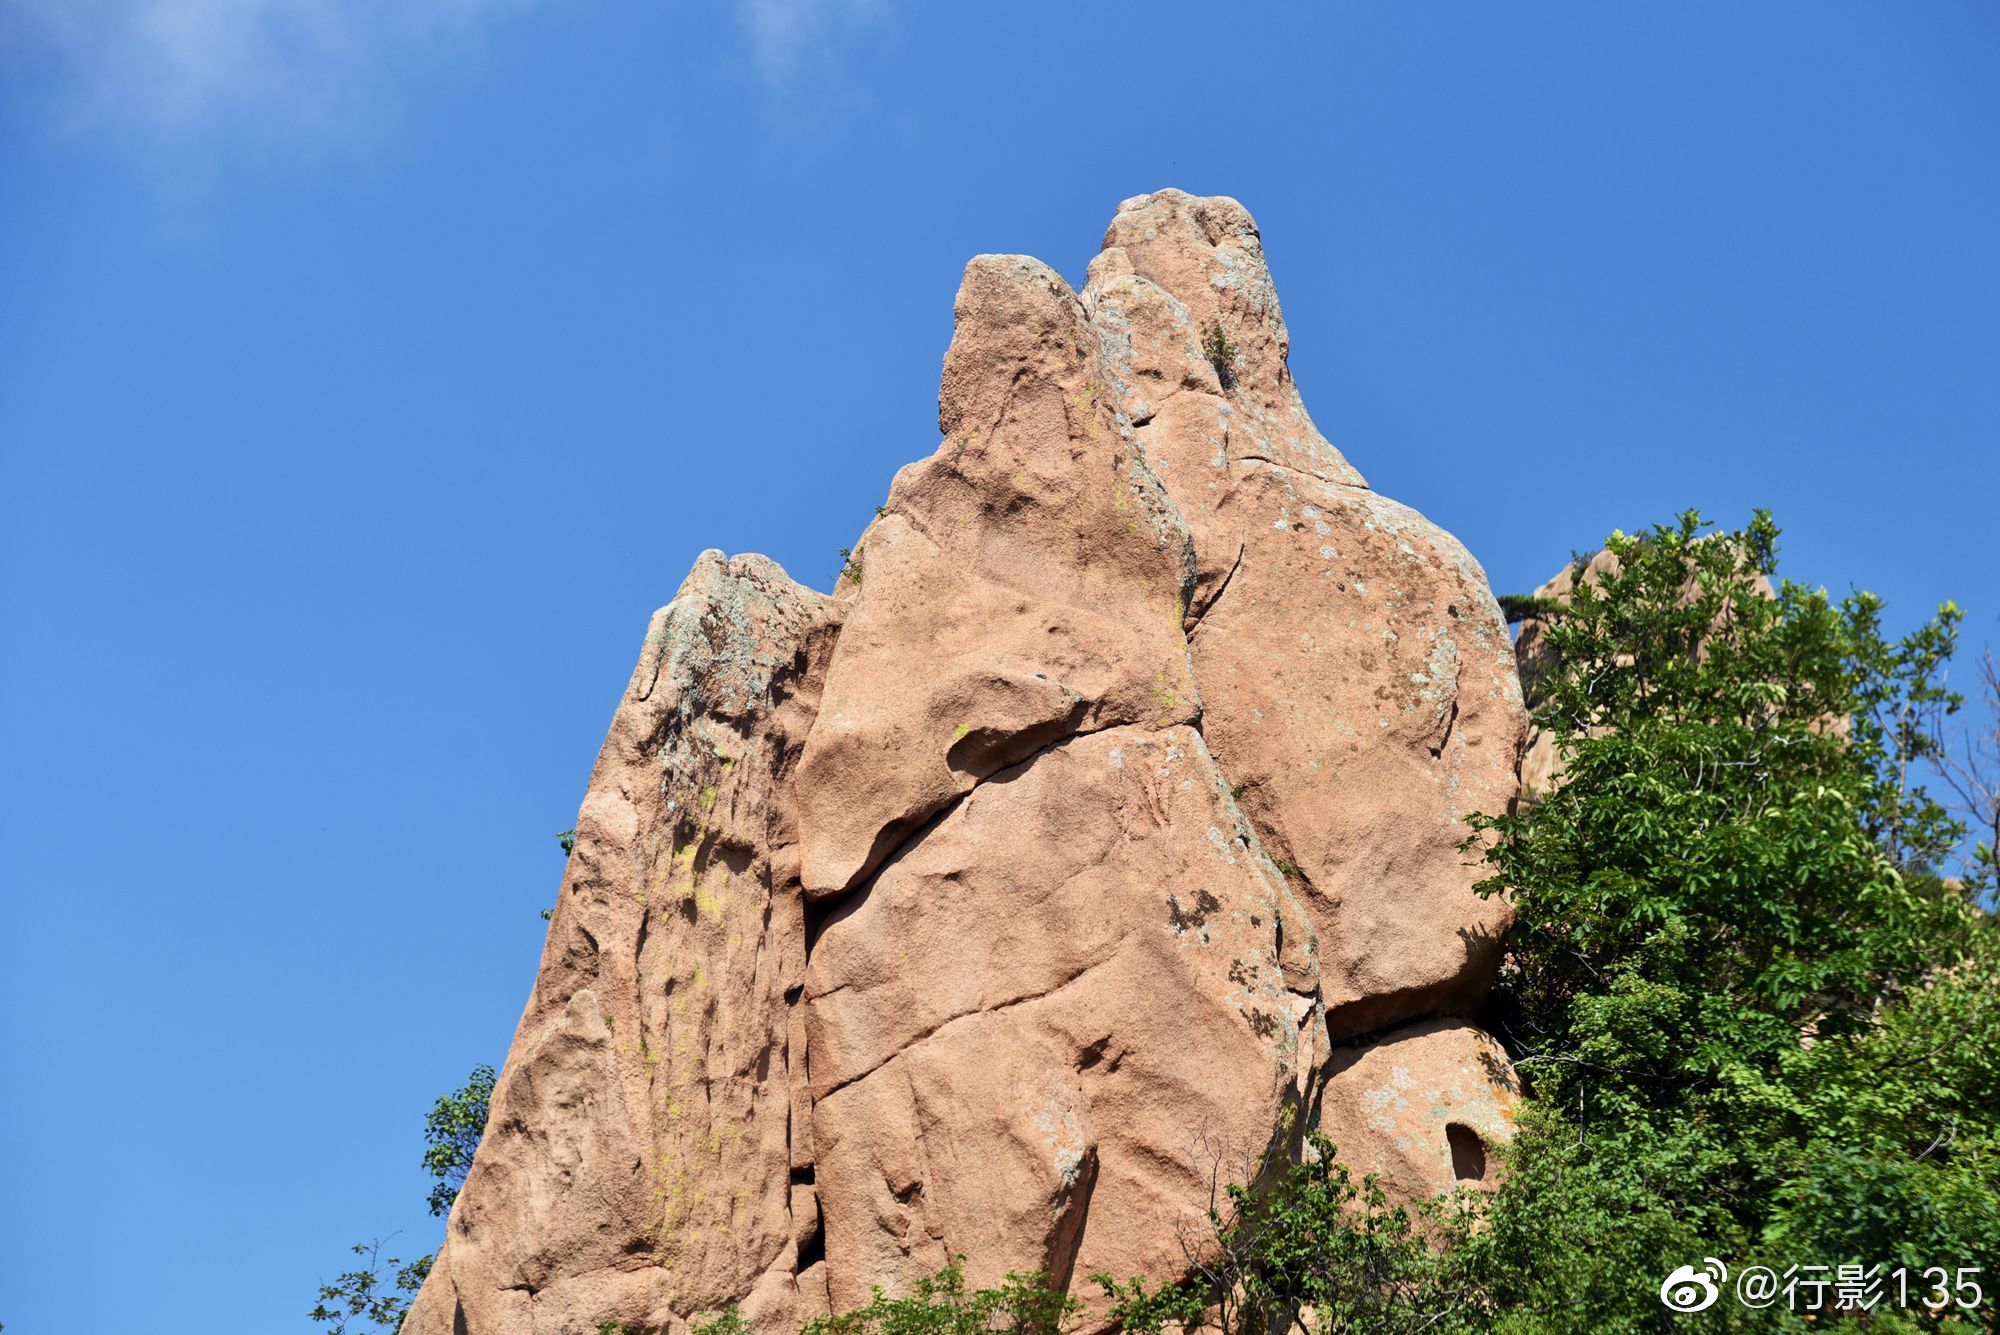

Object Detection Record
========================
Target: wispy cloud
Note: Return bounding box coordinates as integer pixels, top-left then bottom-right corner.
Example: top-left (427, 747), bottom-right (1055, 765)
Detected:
top-left (1, 0), bottom-right (548, 143)
top-left (0, 0), bottom-right (884, 151)
top-left (735, 0), bottom-right (885, 82)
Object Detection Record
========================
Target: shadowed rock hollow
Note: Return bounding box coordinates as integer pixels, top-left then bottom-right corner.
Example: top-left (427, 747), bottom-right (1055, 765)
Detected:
top-left (402, 191), bottom-right (1529, 1335)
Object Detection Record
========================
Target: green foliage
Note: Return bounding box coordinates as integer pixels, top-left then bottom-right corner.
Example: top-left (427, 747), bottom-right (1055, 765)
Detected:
top-left (1200, 319), bottom-right (1239, 387)
top-left (312, 1066), bottom-right (497, 1331)
top-left (423, 1064), bottom-right (497, 1218)
top-left (546, 830), bottom-right (574, 918)
top-left (1458, 510), bottom-right (2000, 1330)
top-left (1495, 592), bottom-right (1565, 623)
top-left (1097, 1133), bottom-right (1483, 1334)
top-left (838, 545), bottom-right (864, 586)
top-left (689, 1310), bottom-right (752, 1335)
top-left (800, 1259), bottom-right (1079, 1335)
top-left (309, 1239), bottom-right (432, 1335)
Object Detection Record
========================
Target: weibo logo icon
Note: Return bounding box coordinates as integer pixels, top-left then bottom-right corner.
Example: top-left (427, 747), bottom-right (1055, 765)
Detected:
top-left (1659, 1258), bottom-right (1728, 1313)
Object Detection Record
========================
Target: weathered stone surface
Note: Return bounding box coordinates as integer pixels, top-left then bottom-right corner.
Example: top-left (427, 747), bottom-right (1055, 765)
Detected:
top-left (406, 191), bottom-right (1533, 1334)
top-left (404, 553), bottom-right (839, 1335)
top-left (1084, 191), bottom-right (1527, 1037)
top-left (792, 254), bottom-right (1200, 899)
top-left (1318, 1019), bottom-right (1521, 1202)
top-left (806, 725), bottom-right (1323, 1309)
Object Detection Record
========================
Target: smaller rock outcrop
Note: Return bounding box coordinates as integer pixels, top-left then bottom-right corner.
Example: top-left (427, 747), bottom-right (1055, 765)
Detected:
top-left (1317, 1020), bottom-right (1520, 1202)
top-left (404, 554), bottom-right (840, 1335)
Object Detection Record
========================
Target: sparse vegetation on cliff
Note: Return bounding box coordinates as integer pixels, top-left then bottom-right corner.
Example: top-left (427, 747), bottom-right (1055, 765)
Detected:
top-left (309, 1241), bottom-right (432, 1335)
top-left (1201, 319), bottom-right (1239, 389)
top-left (310, 1066), bottom-right (495, 1333)
top-left (423, 1065), bottom-right (497, 1219)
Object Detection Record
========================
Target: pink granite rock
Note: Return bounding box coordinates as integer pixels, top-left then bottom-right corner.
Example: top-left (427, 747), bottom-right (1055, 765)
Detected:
top-left (1317, 1019), bottom-right (1522, 1201)
top-left (806, 725), bottom-right (1322, 1310)
top-left (403, 553), bottom-right (839, 1335)
top-left (402, 193), bottom-right (1532, 1335)
top-left (1084, 191), bottom-right (1527, 1037)
top-left (792, 254), bottom-right (1201, 900)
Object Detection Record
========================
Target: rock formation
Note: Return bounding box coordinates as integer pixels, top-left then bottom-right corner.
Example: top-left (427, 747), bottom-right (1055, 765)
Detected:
top-left (403, 191), bottom-right (1529, 1335)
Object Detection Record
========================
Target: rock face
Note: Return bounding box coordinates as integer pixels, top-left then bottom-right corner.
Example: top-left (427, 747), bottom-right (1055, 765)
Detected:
top-left (403, 191), bottom-right (1528, 1335)
top-left (1317, 1019), bottom-right (1522, 1202)
top-left (1084, 194), bottom-right (1525, 1038)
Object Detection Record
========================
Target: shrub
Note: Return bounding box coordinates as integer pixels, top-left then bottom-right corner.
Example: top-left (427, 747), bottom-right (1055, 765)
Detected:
top-left (1201, 320), bottom-right (1239, 388)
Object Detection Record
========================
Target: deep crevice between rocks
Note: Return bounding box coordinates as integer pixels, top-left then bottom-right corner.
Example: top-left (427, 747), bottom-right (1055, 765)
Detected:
top-left (1428, 698), bottom-right (1460, 759)
top-left (1185, 540), bottom-right (1245, 640)
top-left (796, 1220), bottom-right (826, 1273)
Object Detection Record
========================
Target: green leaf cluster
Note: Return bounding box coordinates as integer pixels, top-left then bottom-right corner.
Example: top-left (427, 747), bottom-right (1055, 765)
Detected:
top-left (1457, 510), bottom-right (2000, 1330)
top-left (799, 1260), bottom-right (1077, 1335)
top-left (310, 1064), bottom-right (495, 1333)
top-left (422, 1063), bottom-right (497, 1219)
top-left (1096, 1132), bottom-right (1485, 1335)
top-left (308, 1240), bottom-right (432, 1335)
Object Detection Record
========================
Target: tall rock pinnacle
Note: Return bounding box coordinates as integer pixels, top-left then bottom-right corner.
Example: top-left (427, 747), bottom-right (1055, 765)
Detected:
top-left (402, 191), bottom-right (1528, 1335)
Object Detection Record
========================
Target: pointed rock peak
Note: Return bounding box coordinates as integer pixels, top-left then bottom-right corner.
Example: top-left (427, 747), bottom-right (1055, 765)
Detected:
top-left (1085, 188), bottom-right (1365, 488)
top-left (939, 255), bottom-right (1094, 438)
top-left (794, 244), bottom-right (1201, 898)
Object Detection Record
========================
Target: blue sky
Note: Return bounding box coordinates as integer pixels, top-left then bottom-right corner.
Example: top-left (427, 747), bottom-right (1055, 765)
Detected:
top-left (2, 3), bottom-right (1996, 1330)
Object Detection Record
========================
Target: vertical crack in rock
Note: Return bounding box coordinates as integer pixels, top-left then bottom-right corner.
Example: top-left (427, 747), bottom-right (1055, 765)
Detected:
top-left (405, 191), bottom-right (1530, 1335)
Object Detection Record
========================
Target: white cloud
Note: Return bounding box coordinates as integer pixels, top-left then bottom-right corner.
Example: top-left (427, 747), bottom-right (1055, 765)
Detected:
top-left (736, 0), bottom-right (884, 81)
top-left (0, 0), bottom-right (882, 149)
top-left (0, 0), bottom-right (547, 142)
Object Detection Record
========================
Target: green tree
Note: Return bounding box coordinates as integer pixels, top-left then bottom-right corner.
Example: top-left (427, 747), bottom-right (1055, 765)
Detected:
top-left (423, 1064), bottom-right (497, 1218)
top-left (1462, 510), bottom-right (2000, 1331)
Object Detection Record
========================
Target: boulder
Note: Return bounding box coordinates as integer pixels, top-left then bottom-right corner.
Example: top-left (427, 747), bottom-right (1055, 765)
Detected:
top-left (1317, 1019), bottom-right (1521, 1201)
